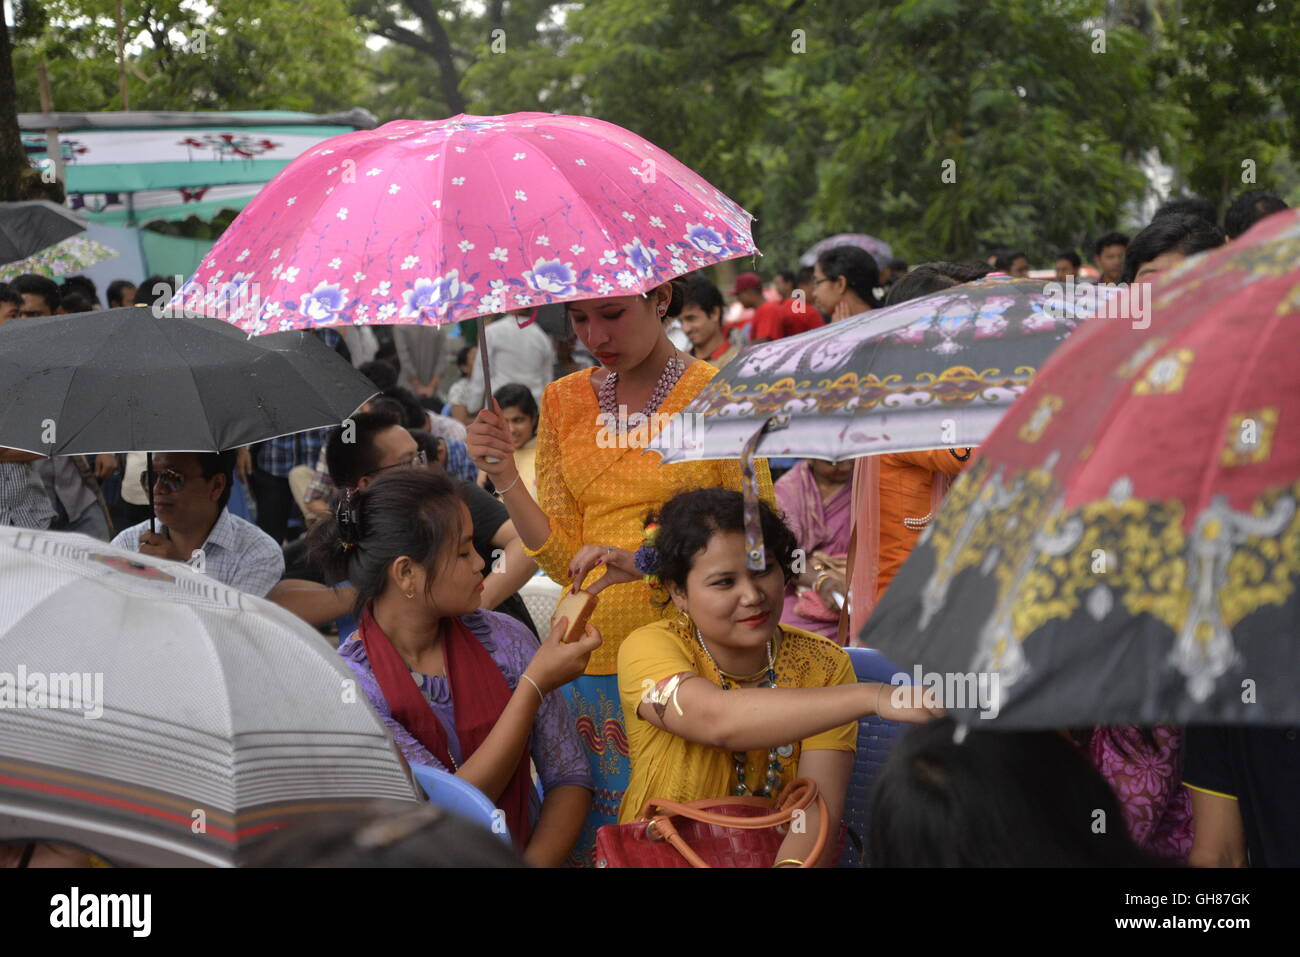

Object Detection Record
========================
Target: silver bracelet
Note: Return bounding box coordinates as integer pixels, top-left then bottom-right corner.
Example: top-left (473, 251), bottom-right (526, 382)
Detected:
top-left (494, 473), bottom-right (521, 499)
top-left (519, 673), bottom-right (544, 703)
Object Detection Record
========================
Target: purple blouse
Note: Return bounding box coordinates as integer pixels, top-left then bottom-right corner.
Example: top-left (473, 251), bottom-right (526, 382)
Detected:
top-left (338, 608), bottom-right (592, 825)
top-left (1090, 726), bottom-right (1193, 862)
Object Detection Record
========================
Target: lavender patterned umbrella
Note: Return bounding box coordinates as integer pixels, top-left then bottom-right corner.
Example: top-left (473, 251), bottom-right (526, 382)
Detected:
top-left (799, 233), bottom-right (893, 270)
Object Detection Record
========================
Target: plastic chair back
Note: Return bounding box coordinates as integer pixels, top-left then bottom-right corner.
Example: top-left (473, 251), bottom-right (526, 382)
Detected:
top-left (410, 763), bottom-right (511, 845)
top-left (840, 647), bottom-right (908, 867)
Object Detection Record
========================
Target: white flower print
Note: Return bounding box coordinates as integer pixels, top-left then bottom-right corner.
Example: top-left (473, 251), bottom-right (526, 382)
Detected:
top-left (424, 153), bottom-right (440, 161)
top-left (515, 293), bottom-right (533, 307)
top-left (458, 240), bottom-right (475, 252)
top-left (401, 255), bottom-right (419, 270)
top-left (271, 264), bottom-right (283, 279)
top-left (455, 146), bottom-right (467, 153)
top-left (575, 158), bottom-right (586, 166)
top-left (649, 216), bottom-right (665, 228)
top-left (281, 267), bottom-right (300, 284)
top-left (325, 187), bottom-right (334, 195)
top-left (595, 277), bottom-right (614, 295)
top-left (388, 184), bottom-right (401, 194)
top-left (337, 208), bottom-right (349, 221)
top-left (622, 211), bottom-right (636, 221)
top-left (673, 204), bottom-right (685, 213)
top-left (514, 190), bottom-right (527, 201)
top-left (489, 279), bottom-right (507, 292)
top-left (616, 270), bottom-right (638, 289)
top-left (366, 168), bottom-right (382, 177)
top-left (352, 272), bottom-right (366, 283)
top-left (569, 244), bottom-right (585, 254)
top-left (670, 257), bottom-right (688, 272)
top-left (490, 247), bottom-right (509, 262)
top-left (512, 152), bottom-right (527, 160)
top-left (600, 250), bottom-right (618, 266)
top-left (286, 196), bottom-right (297, 206)
top-left (270, 248), bottom-right (281, 259)
top-left (377, 303), bottom-right (398, 320)
top-left (236, 248), bottom-right (250, 263)
top-left (372, 281), bottom-right (392, 296)
top-left (536, 236), bottom-right (550, 246)
top-left (326, 166), bottom-right (338, 176)
top-left (432, 200), bottom-right (441, 209)
top-left (451, 177), bottom-right (465, 186)
top-left (704, 211), bottom-right (715, 219)
top-left (328, 257), bottom-right (342, 270)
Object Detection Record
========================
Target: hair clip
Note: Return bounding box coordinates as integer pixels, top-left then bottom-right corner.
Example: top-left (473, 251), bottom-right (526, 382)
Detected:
top-left (635, 521), bottom-right (662, 588)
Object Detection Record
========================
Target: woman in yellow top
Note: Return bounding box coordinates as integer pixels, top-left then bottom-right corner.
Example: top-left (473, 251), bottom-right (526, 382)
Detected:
top-left (467, 279), bottom-right (775, 865)
top-left (610, 489), bottom-right (938, 866)
top-left (479, 383), bottom-right (540, 496)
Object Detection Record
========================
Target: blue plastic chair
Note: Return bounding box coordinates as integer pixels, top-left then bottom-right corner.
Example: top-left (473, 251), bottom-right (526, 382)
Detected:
top-left (410, 763), bottom-right (512, 845)
top-left (840, 647), bottom-right (909, 867)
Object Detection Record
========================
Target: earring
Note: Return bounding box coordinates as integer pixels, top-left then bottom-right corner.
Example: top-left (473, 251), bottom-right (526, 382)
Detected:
top-left (405, 591), bottom-right (415, 600)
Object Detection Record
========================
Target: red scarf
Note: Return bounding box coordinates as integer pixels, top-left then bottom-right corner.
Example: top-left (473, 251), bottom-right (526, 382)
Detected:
top-left (358, 605), bottom-right (534, 848)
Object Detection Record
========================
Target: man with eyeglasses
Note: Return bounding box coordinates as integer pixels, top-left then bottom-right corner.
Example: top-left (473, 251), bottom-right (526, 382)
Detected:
top-left (110, 450), bottom-right (284, 597)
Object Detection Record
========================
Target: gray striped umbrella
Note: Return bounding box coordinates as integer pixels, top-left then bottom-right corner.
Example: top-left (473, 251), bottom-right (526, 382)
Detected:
top-left (0, 527), bottom-right (420, 866)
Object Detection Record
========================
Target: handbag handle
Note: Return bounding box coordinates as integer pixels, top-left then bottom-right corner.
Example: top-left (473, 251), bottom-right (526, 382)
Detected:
top-left (641, 778), bottom-right (830, 868)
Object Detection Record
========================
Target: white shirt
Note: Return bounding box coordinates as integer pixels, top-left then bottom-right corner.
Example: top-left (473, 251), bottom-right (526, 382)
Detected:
top-left (464, 317), bottom-right (556, 413)
top-left (111, 507), bottom-right (284, 597)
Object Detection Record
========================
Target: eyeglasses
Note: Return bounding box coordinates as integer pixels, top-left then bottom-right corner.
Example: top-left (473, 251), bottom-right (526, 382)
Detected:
top-left (361, 448), bottom-right (428, 478)
top-left (139, 467), bottom-right (188, 495)
top-left (811, 277), bottom-right (833, 286)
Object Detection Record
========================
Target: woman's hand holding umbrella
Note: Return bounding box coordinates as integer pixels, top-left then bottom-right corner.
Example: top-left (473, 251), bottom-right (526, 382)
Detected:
top-left (467, 402), bottom-right (519, 486)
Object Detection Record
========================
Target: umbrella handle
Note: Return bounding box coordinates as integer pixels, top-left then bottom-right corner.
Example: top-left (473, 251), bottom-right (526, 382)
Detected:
top-left (147, 451), bottom-right (156, 535)
top-left (477, 318), bottom-right (501, 465)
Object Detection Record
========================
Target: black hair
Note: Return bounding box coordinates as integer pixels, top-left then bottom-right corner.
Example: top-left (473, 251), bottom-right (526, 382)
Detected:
top-left (868, 717), bottom-right (1159, 867)
top-left (367, 396), bottom-right (407, 423)
top-left (1154, 195), bottom-right (1216, 227)
top-left (1121, 213), bottom-right (1225, 284)
top-left (1055, 249), bottom-right (1082, 268)
top-left (1224, 190), bottom-right (1289, 239)
top-left (408, 428), bottom-right (444, 467)
top-left (645, 488), bottom-right (799, 597)
top-left (796, 265), bottom-right (815, 286)
top-left (325, 408), bottom-right (404, 489)
top-left (775, 269), bottom-right (798, 286)
top-left (242, 800), bottom-right (524, 868)
top-left (1092, 232), bottom-right (1129, 258)
top-left (195, 450), bottom-right (238, 510)
top-left (993, 250), bottom-right (1028, 271)
top-left (493, 383), bottom-right (539, 425)
top-left (59, 275), bottom-right (99, 305)
top-left (360, 359), bottom-right (399, 391)
top-left (455, 345), bottom-right (476, 369)
top-left (0, 282), bottom-right (19, 308)
top-left (138, 275), bottom-right (177, 311)
top-left (106, 279), bottom-right (137, 308)
top-left (308, 468), bottom-right (468, 617)
top-left (883, 267), bottom-right (962, 307)
top-left (10, 274), bottom-right (60, 313)
top-left (378, 385), bottom-right (428, 429)
top-left (680, 274), bottom-right (725, 320)
top-left (59, 292), bottom-right (94, 314)
top-left (815, 245), bottom-right (882, 308)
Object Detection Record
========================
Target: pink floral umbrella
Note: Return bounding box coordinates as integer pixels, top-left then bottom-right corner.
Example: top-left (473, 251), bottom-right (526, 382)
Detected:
top-left (174, 113), bottom-right (759, 334)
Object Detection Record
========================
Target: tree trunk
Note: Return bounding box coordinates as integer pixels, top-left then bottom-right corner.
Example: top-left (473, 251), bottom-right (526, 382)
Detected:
top-left (0, 14), bottom-right (28, 201)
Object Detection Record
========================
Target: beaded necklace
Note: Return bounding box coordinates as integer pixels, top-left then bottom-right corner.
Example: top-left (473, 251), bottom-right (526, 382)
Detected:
top-left (694, 626), bottom-right (793, 798)
top-left (598, 354), bottom-right (686, 432)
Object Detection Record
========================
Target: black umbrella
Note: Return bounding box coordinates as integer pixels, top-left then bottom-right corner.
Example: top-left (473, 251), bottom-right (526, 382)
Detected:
top-left (0, 308), bottom-right (377, 530)
top-left (0, 200), bottom-right (88, 266)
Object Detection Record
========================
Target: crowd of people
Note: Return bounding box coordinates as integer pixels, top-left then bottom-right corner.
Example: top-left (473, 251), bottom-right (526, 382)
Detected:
top-left (1, 186), bottom-right (1294, 869)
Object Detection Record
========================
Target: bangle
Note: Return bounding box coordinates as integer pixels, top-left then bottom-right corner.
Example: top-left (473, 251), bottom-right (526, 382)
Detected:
top-left (812, 572), bottom-right (833, 592)
top-left (874, 682), bottom-right (887, 715)
top-left (493, 473), bottom-right (521, 499)
top-left (772, 858), bottom-right (805, 868)
top-left (519, 673), bottom-right (544, 704)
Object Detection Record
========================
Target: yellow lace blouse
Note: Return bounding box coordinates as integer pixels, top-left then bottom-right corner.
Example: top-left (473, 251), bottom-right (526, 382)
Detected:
top-left (616, 617), bottom-right (857, 823)
top-left (525, 361), bottom-right (775, 675)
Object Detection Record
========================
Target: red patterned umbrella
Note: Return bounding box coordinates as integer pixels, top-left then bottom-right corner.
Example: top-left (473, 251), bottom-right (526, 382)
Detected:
top-left (860, 208), bottom-right (1300, 728)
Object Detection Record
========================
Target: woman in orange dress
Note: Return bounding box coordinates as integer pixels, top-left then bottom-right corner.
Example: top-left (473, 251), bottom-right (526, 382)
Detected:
top-left (467, 278), bottom-right (774, 864)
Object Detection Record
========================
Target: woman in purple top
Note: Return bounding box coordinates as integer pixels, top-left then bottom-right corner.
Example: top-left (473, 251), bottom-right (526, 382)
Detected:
top-left (312, 468), bottom-right (600, 867)
top-left (1079, 726), bottom-right (1194, 862)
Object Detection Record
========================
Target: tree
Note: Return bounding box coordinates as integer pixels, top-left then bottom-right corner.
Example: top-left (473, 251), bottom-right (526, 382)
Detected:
top-left (0, 11), bottom-right (26, 200)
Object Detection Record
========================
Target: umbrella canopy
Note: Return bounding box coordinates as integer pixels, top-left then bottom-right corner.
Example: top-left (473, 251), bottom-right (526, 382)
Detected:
top-left (173, 113), bottom-right (758, 334)
top-left (0, 308), bottom-right (375, 455)
top-left (651, 277), bottom-right (1092, 465)
top-left (0, 235), bottom-right (119, 282)
top-left (858, 208), bottom-right (1300, 729)
top-left (800, 233), bottom-right (893, 270)
top-left (0, 200), bottom-right (87, 266)
top-left (0, 527), bottom-right (419, 866)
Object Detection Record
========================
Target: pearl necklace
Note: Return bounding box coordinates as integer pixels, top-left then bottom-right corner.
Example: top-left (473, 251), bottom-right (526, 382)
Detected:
top-left (694, 626), bottom-right (792, 798)
top-left (598, 354), bottom-right (686, 432)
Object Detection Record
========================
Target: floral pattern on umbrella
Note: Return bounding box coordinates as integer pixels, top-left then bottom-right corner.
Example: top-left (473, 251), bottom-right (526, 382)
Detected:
top-left (174, 114), bottom-right (758, 333)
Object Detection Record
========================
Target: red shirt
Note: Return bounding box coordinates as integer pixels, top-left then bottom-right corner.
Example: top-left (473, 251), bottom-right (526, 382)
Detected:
top-left (751, 298), bottom-right (825, 340)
